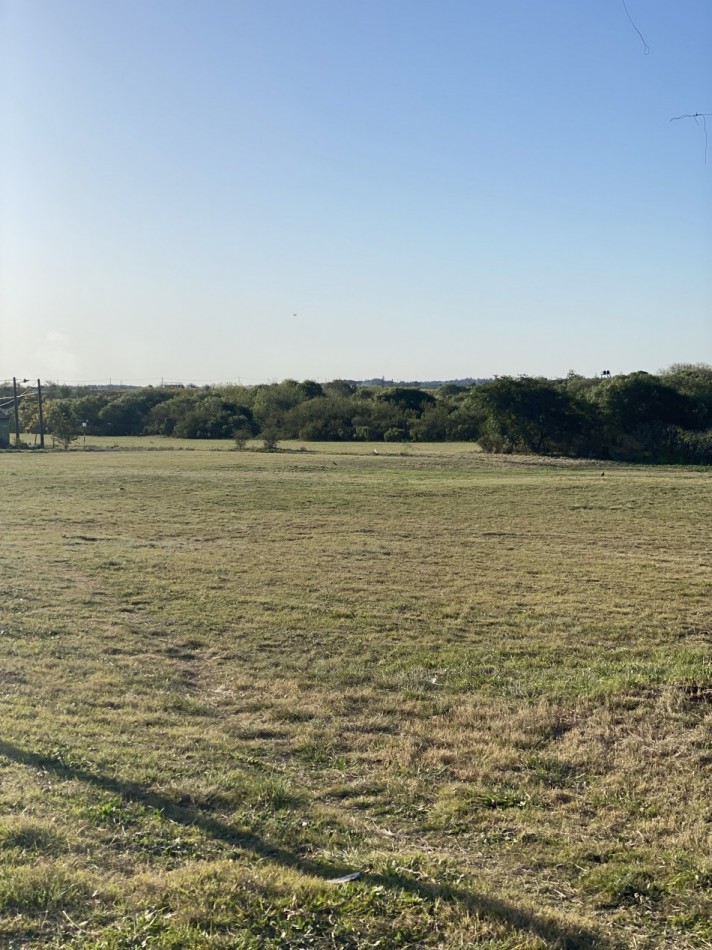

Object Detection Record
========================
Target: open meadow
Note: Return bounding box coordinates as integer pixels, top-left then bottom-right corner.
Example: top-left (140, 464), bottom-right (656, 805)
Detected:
top-left (0, 440), bottom-right (710, 949)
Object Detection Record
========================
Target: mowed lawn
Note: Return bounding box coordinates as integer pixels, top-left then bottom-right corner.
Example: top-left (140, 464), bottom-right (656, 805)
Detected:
top-left (0, 442), bottom-right (710, 949)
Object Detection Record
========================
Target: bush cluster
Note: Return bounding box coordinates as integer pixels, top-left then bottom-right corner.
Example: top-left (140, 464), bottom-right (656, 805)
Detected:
top-left (13, 364), bottom-right (712, 464)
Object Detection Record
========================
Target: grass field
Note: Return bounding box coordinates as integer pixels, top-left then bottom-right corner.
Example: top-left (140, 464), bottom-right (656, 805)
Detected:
top-left (0, 440), bottom-right (710, 948)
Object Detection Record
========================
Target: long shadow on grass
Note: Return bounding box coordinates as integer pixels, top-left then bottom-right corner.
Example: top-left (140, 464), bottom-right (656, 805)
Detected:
top-left (0, 740), bottom-right (613, 950)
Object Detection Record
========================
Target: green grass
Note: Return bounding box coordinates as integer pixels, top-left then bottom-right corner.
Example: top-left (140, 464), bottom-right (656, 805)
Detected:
top-left (0, 441), bottom-right (710, 947)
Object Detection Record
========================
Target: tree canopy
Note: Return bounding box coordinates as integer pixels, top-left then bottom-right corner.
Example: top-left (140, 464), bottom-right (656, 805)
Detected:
top-left (12, 365), bottom-right (711, 464)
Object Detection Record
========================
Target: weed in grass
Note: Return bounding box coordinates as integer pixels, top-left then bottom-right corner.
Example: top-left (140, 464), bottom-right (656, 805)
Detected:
top-left (0, 819), bottom-right (66, 856)
top-left (0, 864), bottom-right (96, 915)
top-left (586, 864), bottom-right (666, 908)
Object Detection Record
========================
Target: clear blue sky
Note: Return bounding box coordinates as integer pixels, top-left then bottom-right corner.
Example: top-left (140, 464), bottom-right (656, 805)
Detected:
top-left (1, 0), bottom-right (710, 384)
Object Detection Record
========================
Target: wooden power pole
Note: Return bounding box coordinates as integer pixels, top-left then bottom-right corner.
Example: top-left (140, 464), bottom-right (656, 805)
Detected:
top-left (12, 378), bottom-right (20, 445)
top-left (37, 379), bottom-right (45, 449)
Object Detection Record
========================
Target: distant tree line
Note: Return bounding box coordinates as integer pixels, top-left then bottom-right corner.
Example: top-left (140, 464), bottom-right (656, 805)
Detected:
top-left (9, 364), bottom-right (712, 463)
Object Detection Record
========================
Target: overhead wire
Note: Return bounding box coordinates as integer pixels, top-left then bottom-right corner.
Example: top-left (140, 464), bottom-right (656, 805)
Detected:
top-left (670, 113), bottom-right (712, 165)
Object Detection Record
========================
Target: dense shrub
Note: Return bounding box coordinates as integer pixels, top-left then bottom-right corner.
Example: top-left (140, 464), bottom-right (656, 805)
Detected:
top-left (24, 367), bottom-right (712, 463)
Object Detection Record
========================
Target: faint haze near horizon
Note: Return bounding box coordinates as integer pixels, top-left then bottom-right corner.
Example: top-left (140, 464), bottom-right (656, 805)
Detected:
top-left (1, 0), bottom-right (710, 385)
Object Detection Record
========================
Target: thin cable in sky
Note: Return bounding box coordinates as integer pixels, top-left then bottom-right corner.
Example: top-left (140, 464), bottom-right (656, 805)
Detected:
top-left (670, 113), bottom-right (712, 165)
top-left (621, 0), bottom-right (649, 55)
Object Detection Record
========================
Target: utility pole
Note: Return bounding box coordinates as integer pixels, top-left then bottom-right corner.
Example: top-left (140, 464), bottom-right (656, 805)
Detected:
top-left (12, 378), bottom-right (20, 445)
top-left (37, 379), bottom-right (45, 449)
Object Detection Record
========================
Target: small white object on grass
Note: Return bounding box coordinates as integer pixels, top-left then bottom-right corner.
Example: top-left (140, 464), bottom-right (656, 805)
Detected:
top-left (327, 872), bottom-right (361, 884)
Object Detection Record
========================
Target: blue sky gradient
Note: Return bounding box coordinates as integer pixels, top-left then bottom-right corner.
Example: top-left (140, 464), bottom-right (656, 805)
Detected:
top-left (2, 0), bottom-right (710, 383)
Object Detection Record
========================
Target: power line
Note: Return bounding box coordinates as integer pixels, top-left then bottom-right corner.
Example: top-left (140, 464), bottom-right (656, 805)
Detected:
top-left (8, 376), bottom-right (277, 387)
top-left (670, 112), bottom-right (712, 164)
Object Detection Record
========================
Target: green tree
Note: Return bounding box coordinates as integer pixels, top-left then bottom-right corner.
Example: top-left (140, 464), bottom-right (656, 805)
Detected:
top-left (378, 387), bottom-right (436, 416)
top-left (97, 388), bottom-right (174, 436)
top-left (285, 396), bottom-right (355, 441)
top-left (18, 401), bottom-right (41, 442)
top-left (594, 372), bottom-right (696, 433)
top-left (233, 420), bottom-right (253, 450)
top-left (146, 392), bottom-right (255, 439)
top-left (323, 379), bottom-right (357, 398)
top-left (410, 402), bottom-right (452, 441)
top-left (474, 377), bottom-right (593, 455)
top-left (300, 379), bottom-right (325, 400)
top-left (261, 426), bottom-right (280, 451)
top-left (591, 372), bottom-right (698, 460)
top-left (659, 363), bottom-right (712, 428)
top-left (252, 380), bottom-right (320, 437)
top-left (73, 392), bottom-right (112, 434)
top-left (346, 390), bottom-right (415, 441)
top-left (44, 400), bottom-right (81, 449)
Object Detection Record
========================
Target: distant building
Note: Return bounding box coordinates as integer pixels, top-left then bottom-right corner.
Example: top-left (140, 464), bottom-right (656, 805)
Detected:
top-left (0, 409), bottom-right (10, 448)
